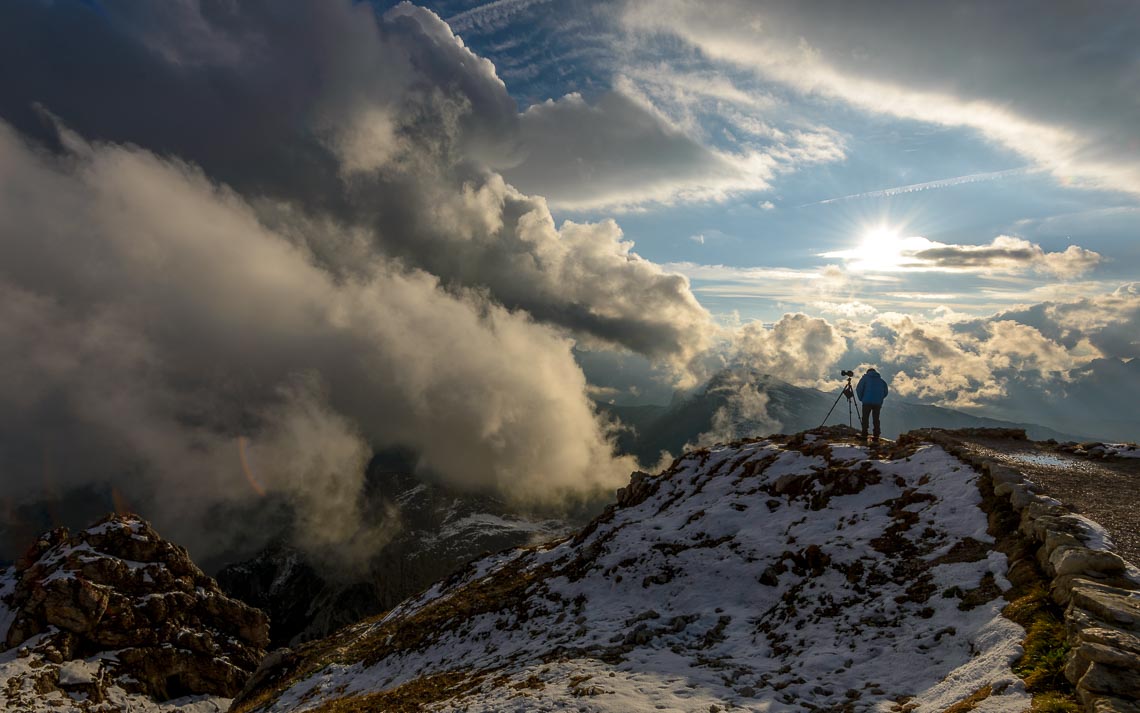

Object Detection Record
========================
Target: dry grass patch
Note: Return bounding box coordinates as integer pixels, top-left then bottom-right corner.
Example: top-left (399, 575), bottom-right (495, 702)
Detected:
top-left (941, 684), bottom-right (991, 712)
top-left (305, 670), bottom-right (486, 713)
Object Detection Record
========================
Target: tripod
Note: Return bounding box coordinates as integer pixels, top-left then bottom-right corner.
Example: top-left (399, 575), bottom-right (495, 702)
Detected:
top-left (819, 376), bottom-right (863, 429)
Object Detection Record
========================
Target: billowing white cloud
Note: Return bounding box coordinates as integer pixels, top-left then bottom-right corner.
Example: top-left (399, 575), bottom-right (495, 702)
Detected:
top-left (860, 315), bottom-right (1084, 407)
top-left (732, 313), bottom-right (849, 383)
top-left (691, 369), bottom-right (780, 449)
top-left (706, 285), bottom-right (1138, 422)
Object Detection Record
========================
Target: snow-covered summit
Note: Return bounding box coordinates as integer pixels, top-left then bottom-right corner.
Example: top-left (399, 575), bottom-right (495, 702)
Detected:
top-left (232, 430), bottom-right (1032, 712)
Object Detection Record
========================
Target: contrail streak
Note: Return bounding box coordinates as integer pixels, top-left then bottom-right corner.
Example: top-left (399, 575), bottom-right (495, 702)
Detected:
top-left (802, 167), bottom-right (1031, 207)
top-left (447, 0), bottom-right (551, 32)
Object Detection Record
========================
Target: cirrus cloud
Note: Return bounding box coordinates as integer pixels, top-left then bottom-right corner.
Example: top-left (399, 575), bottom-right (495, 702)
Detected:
top-left (622, 0), bottom-right (1140, 197)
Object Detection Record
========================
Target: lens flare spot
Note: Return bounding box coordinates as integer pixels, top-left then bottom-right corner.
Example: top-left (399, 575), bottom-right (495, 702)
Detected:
top-left (238, 436), bottom-right (267, 497)
top-left (111, 487), bottom-right (134, 516)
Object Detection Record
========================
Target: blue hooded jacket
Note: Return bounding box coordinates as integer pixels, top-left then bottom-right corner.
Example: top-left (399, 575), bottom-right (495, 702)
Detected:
top-left (856, 369), bottom-right (889, 406)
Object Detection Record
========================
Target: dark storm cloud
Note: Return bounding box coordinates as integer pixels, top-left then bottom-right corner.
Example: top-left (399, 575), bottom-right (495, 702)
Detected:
top-left (0, 0), bottom-right (726, 561)
top-left (0, 0), bottom-right (712, 365)
top-left (912, 247), bottom-right (1038, 266)
top-left (0, 120), bottom-right (641, 562)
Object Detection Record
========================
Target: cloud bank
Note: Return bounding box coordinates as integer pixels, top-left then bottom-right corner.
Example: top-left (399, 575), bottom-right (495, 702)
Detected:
top-left (0, 1), bottom-right (725, 561)
top-left (0, 120), bottom-right (646, 560)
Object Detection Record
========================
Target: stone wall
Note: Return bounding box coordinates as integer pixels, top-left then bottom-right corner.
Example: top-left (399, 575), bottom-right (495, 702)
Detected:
top-left (925, 431), bottom-right (1140, 712)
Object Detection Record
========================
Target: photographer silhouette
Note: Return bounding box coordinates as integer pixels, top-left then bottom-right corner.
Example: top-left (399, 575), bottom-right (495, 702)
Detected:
top-left (855, 368), bottom-right (889, 443)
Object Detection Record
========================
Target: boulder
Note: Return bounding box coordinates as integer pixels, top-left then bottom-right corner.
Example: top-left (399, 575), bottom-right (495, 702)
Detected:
top-left (1079, 661), bottom-right (1140, 699)
top-left (1069, 581), bottom-right (1140, 630)
top-left (987, 464), bottom-right (1023, 487)
top-left (1051, 547), bottom-right (1127, 578)
top-left (617, 471), bottom-right (659, 508)
top-left (1080, 627), bottom-right (1140, 657)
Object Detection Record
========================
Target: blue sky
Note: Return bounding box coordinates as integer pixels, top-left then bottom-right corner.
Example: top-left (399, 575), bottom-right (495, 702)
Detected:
top-left (383, 0), bottom-right (1139, 324)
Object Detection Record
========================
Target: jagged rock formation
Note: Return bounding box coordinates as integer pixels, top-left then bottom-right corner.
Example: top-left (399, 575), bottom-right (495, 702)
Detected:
top-left (231, 427), bottom-right (1045, 712)
top-left (217, 470), bottom-right (571, 648)
top-left (0, 514), bottom-right (269, 712)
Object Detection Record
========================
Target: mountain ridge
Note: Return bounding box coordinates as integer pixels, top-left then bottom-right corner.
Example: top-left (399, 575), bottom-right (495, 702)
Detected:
top-left (228, 427), bottom-right (1047, 712)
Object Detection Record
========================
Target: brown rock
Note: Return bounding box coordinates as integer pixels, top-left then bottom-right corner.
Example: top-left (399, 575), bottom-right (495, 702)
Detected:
top-left (3, 513), bottom-right (269, 702)
top-left (1079, 661), bottom-right (1140, 698)
top-left (1082, 642), bottom-right (1140, 672)
top-left (1069, 581), bottom-right (1140, 629)
top-left (1079, 690), bottom-right (1140, 712)
top-left (1051, 547), bottom-right (1126, 578)
top-left (617, 471), bottom-right (659, 508)
top-left (1081, 627), bottom-right (1140, 657)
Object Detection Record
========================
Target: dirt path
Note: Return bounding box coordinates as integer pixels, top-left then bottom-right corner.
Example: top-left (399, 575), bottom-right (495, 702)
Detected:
top-left (944, 434), bottom-right (1140, 567)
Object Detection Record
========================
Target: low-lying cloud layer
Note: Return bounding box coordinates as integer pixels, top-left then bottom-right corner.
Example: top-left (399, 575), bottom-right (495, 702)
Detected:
top-left (719, 285), bottom-right (1140, 437)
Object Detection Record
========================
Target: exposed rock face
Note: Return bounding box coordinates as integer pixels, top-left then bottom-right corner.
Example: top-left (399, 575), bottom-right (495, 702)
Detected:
top-left (1, 514), bottom-right (268, 708)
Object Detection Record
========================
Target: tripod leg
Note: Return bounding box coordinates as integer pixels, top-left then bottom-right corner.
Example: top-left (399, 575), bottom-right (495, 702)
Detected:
top-left (818, 388), bottom-right (846, 428)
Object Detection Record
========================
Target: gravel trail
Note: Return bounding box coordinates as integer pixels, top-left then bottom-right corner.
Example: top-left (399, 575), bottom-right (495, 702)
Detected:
top-left (950, 435), bottom-right (1140, 566)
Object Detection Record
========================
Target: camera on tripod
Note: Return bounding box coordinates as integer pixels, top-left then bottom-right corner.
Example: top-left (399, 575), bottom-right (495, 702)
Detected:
top-left (820, 369), bottom-right (862, 428)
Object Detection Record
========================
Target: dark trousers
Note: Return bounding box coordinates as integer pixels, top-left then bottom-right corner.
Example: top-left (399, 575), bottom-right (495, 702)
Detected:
top-left (861, 403), bottom-right (881, 439)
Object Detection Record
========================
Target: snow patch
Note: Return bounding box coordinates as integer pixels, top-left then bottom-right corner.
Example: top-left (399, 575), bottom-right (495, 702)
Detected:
top-left (1068, 513), bottom-right (1116, 551)
top-left (0, 566), bottom-right (15, 642)
top-left (1103, 443), bottom-right (1140, 459)
top-left (58, 659), bottom-right (98, 686)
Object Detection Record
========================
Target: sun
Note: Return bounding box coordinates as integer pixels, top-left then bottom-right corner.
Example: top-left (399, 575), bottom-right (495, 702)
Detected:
top-left (820, 223), bottom-right (934, 272)
top-left (821, 224), bottom-right (907, 271)
top-left (859, 226), bottom-right (902, 254)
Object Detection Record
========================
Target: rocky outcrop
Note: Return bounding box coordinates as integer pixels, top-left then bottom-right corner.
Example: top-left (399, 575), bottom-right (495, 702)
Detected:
top-left (1, 514), bottom-right (268, 707)
top-left (924, 429), bottom-right (1140, 712)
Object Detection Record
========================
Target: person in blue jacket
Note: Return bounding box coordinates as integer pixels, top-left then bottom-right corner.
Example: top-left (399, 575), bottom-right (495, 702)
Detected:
top-left (855, 368), bottom-right (889, 442)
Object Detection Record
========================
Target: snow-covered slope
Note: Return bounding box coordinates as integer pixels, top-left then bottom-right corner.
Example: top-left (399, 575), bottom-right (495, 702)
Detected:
top-left (232, 432), bottom-right (1032, 712)
top-left (0, 565), bottom-right (14, 642)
